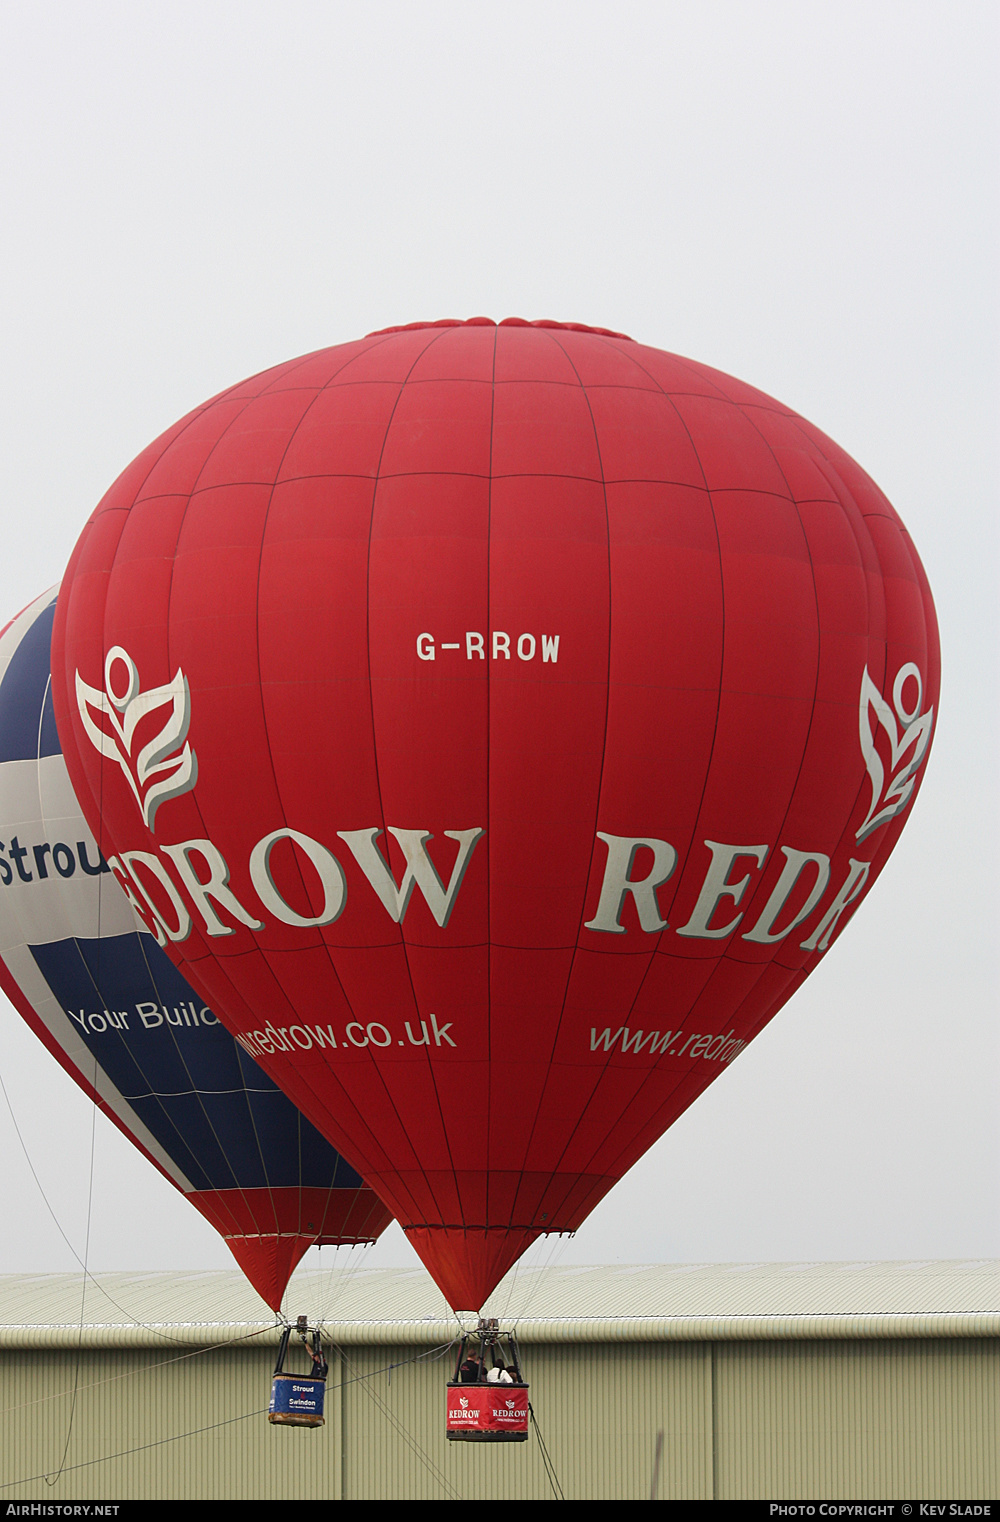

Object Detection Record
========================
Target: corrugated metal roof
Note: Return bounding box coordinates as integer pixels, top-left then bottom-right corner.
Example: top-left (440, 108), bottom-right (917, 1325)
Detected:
top-left (0, 1259), bottom-right (996, 1347)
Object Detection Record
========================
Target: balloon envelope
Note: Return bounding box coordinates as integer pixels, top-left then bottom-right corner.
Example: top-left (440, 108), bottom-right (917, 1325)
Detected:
top-left (0, 589), bottom-right (391, 1309)
top-left (51, 319), bottom-right (939, 1309)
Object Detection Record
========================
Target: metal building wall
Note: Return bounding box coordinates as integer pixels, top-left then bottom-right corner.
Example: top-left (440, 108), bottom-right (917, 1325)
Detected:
top-left (1, 1336), bottom-right (997, 1499)
top-left (713, 1337), bottom-right (999, 1500)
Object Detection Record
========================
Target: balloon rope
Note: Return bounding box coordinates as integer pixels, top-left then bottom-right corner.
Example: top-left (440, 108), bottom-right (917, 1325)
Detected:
top-left (1, 1341), bottom-right (458, 1493)
top-left (34, 656), bottom-right (254, 1293)
top-left (2, 1405), bottom-right (267, 1492)
top-left (329, 1339), bottom-right (464, 1501)
top-left (529, 1401), bottom-right (566, 1500)
top-left (0, 1057), bottom-right (262, 1344)
top-left (37, 661), bottom-right (248, 1303)
top-left (0, 1325), bottom-right (280, 1416)
top-left (38, 629), bottom-right (104, 1483)
top-left (43, 1058), bottom-right (97, 1487)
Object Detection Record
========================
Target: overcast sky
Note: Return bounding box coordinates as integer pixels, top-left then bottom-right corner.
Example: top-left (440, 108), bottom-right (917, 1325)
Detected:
top-left (0, 1), bottom-right (995, 1292)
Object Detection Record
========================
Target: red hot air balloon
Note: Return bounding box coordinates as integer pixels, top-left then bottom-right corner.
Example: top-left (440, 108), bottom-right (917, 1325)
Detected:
top-left (0, 588), bottom-right (391, 1310)
top-left (51, 319), bottom-right (939, 1311)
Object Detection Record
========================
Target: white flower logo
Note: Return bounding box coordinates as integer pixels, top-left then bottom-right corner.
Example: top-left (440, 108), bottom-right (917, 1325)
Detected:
top-left (856, 663), bottom-right (933, 843)
top-left (75, 647), bottom-right (198, 831)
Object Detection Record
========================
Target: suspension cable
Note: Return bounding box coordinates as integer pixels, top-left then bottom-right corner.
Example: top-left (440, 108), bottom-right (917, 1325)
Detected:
top-left (330, 1338), bottom-right (464, 1500)
top-left (43, 1059), bottom-right (98, 1487)
top-left (529, 1401), bottom-right (566, 1500)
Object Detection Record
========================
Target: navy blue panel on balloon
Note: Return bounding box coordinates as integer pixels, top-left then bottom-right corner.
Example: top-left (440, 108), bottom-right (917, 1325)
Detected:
top-left (28, 931), bottom-right (362, 1194)
top-left (0, 598), bottom-right (60, 763)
